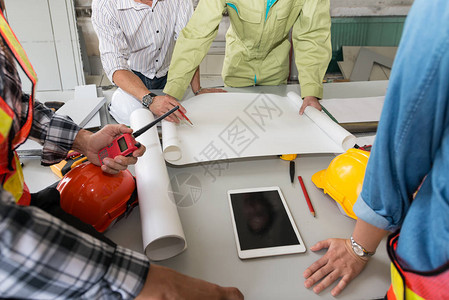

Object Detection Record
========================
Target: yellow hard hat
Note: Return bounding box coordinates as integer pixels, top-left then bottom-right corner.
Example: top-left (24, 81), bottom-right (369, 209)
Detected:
top-left (312, 149), bottom-right (370, 219)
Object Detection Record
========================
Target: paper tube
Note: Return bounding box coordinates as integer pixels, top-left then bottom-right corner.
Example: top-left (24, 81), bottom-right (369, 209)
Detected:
top-left (130, 108), bottom-right (186, 261)
top-left (287, 92), bottom-right (356, 151)
top-left (161, 120), bottom-right (182, 161)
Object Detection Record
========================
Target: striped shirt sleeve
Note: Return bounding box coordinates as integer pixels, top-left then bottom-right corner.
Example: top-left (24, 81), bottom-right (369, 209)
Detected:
top-left (174, 0), bottom-right (194, 40)
top-left (92, 0), bottom-right (194, 82)
top-left (91, 0), bottom-right (132, 82)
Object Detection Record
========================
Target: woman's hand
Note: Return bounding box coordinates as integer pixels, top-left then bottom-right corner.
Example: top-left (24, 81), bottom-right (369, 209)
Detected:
top-left (303, 238), bottom-right (368, 296)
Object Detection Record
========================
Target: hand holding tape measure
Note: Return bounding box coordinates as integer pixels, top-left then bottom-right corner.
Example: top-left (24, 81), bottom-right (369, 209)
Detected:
top-left (98, 106), bottom-right (180, 163)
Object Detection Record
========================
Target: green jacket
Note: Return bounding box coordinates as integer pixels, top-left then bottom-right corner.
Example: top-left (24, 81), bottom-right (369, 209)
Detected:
top-left (163, 0), bottom-right (331, 100)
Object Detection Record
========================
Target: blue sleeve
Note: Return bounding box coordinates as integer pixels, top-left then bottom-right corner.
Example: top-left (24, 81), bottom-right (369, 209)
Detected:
top-left (353, 0), bottom-right (449, 233)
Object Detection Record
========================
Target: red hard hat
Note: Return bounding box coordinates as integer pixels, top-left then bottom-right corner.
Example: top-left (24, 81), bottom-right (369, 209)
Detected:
top-left (57, 162), bottom-right (138, 232)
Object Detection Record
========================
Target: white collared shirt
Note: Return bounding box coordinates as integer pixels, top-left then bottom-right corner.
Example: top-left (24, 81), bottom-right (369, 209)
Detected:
top-left (92, 0), bottom-right (193, 82)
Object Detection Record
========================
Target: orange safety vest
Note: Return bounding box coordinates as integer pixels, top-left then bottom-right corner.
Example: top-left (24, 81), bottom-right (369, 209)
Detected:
top-left (0, 10), bottom-right (37, 205)
top-left (386, 232), bottom-right (449, 300)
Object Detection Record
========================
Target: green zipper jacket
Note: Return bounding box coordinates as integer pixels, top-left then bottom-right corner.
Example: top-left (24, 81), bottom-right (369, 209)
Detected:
top-left (163, 0), bottom-right (331, 100)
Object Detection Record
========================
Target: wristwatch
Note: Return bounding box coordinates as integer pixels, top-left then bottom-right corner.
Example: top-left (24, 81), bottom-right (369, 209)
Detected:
top-left (142, 92), bottom-right (157, 108)
top-left (350, 236), bottom-right (375, 258)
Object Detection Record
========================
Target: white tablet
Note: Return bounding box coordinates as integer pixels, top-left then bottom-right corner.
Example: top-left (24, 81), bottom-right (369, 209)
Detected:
top-left (228, 186), bottom-right (306, 259)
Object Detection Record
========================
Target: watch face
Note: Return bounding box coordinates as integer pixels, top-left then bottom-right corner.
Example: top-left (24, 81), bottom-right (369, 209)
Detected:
top-left (353, 245), bottom-right (365, 256)
top-left (142, 94), bottom-right (153, 108)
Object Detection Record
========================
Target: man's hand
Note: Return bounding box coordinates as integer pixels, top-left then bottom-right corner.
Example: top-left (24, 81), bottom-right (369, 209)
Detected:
top-left (299, 96), bottom-right (322, 115)
top-left (136, 264), bottom-right (244, 300)
top-left (150, 95), bottom-right (187, 123)
top-left (196, 87), bottom-right (227, 95)
top-left (73, 125), bottom-right (146, 174)
top-left (303, 238), bottom-right (368, 296)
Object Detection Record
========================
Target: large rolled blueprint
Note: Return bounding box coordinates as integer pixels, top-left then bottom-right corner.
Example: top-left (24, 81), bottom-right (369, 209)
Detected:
top-left (130, 109), bottom-right (186, 261)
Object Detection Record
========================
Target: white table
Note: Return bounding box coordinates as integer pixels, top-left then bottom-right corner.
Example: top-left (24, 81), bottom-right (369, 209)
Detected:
top-left (23, 81), bottom-right (390, 300)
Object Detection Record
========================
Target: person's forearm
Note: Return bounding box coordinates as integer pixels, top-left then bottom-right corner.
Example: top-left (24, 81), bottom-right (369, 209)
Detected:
top-left (190, 67), bottom-right (201, 94)
top-left (72, 129), bottom-right (93, 155)
top-left (352, 218), bottom-right (389, 253)
top-left (0, 193), bottom-right (147, 299)
top-left (113, 69), bottom-right (151, 101)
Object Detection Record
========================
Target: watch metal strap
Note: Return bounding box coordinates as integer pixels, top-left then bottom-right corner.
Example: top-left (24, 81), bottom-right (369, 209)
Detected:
top-left (350, 236), bottom-right (375, 257)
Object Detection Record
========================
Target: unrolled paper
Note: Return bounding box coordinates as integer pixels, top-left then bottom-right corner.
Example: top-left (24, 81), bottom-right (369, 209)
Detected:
top-left (130, 109), bottom-right (186, 261)
top-left (161, 92), bottom-right (356, 165)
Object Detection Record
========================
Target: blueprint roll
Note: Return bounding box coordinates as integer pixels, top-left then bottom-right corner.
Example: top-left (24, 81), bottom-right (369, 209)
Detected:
top-left (130, 108), bottom-right (187, 261)
top-left (287, 92), bottom-right (356, 151)
top-left (161, 119), bottom-right (182, 161)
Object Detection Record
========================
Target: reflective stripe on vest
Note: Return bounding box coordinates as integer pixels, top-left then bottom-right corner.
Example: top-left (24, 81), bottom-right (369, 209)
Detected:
top-left (1, 152), bottom-right (30, 205)
top-left (386, 232), bottom-right (449, 300)
top-left (0, 97), bottom-right (13, 143)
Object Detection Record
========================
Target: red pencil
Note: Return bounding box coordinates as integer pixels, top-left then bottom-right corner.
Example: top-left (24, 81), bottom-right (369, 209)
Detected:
top-left (298, 176), bottom-right (316, 217)
top-left (178, 109), bottom-right (193, 125)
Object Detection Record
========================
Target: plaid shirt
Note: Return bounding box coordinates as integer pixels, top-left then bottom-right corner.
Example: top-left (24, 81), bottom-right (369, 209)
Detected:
top-left (0, 33), bottom-right (149, 298)
top-left (0, 190), bottom-right (149, 299)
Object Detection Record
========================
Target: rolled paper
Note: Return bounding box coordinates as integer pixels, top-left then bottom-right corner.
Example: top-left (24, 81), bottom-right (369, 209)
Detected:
top-left (130, 108), bottom-right (186, 261)
top-left (287, 92), bottom-right (356, 151)
top-left (162, 119), bottom-right (182, 161)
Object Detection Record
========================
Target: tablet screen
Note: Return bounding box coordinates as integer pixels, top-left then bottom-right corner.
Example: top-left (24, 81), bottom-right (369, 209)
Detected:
top-left (230, 189), bottom-right (300, 250)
